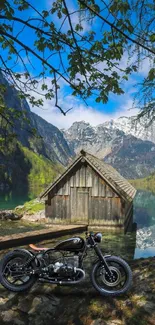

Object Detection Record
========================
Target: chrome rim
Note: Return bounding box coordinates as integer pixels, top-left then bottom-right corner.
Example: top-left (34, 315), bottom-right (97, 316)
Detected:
top-left (101, 266), bottom-right (121, 287)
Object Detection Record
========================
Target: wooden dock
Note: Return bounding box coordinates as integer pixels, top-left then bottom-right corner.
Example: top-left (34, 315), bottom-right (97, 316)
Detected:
top-left (0, 225), bottom-right (88, 250)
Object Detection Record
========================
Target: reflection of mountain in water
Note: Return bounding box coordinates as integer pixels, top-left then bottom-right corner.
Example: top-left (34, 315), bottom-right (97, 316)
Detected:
top-left (133, 190), bottom-right (155, 228)
top-left (132, 190), bottom-right (155, 257)
top-left (136, 226), bottom-right (155, 250)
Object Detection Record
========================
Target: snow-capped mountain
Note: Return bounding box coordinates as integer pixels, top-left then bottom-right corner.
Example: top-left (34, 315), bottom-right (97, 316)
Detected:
top-left (63, 119), bottom-right (155, 178)
top-left (102, 115), bottom-right (155, 144)
top-left (62, 121), bottom-right (125, 158)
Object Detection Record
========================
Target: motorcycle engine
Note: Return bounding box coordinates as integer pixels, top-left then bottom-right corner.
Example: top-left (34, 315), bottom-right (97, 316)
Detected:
top-left (47, 256), bottom-right (79, 277)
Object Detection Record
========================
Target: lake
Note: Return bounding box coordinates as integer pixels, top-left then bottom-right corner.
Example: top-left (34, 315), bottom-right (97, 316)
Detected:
top-left (0, 189), bottom-right (155, 259)
top-left (0, 187), bottom-right (41, 210)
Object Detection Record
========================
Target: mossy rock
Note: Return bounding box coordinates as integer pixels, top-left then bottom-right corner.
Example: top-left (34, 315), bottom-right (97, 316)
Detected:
top-left (15, 199), bottom-right (44, 215)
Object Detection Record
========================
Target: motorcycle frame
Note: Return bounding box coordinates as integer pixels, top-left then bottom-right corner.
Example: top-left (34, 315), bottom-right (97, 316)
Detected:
top-left (14, 233), bottom-right (112, 278)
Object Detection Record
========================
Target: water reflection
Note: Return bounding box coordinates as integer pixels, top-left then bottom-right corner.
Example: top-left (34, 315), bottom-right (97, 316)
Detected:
top-left (132, 190), bottom-right (155, 258)
top-left (133, 190), bottom-right (155, 227)
top-left (0, 187), bottom-right (41, 210)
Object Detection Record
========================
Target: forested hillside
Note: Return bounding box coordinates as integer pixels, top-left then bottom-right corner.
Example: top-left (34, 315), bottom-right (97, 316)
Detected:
top-left (0, 141), bottom-right (63, 193)
top-left (0, 72), bottom-right (70, 193)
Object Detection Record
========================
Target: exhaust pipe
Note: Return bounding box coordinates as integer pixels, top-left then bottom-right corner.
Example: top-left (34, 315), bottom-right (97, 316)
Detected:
top-left (39, 268), bottom-right (85, 285)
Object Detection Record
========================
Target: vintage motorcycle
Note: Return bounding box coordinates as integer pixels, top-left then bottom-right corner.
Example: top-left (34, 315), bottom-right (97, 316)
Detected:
top-left (0, 232), bottom-right (132, 296)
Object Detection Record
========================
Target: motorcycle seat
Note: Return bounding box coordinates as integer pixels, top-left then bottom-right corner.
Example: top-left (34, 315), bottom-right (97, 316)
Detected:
top-left (29, 244), bottom-right (48, 251)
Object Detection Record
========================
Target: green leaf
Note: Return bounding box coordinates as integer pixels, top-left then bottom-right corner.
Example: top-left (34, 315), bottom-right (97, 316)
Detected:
top-left (42, 10), bottom-right (49, 18)
top-left (57, 11), bottom-right (62, 19)
top-left (150, 34), bottom-right (155, 42)
top-left (148, 68), bottom-right (155, 81)
top-left (96, 97), bottom-right (101, 103)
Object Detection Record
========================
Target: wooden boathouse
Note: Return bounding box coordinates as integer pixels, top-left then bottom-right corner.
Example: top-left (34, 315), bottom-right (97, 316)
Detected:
top-left (40, 150), bottom-right (136, 229)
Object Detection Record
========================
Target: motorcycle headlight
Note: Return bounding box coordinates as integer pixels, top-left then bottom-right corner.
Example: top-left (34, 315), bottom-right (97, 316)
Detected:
top-left (94, 232), bottom-right (102, 243)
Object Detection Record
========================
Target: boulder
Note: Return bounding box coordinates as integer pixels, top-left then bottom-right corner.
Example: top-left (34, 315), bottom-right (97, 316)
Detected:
top-left (0, 210), bottom-right (22, 221)
top-left (22, 210), bottom-right (46, 222)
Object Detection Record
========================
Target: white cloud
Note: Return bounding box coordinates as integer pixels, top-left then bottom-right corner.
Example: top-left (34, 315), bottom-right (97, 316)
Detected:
top-left (47, 0), bottom-right (91, 34)
top-left (28, 76), bottom-right (139, 129)
top-left (138, 57), bottom-right (154, 77)
top-left (30, 96), bottom-right (139, 129)
top-left (31, 102), bottom-right (109, 128)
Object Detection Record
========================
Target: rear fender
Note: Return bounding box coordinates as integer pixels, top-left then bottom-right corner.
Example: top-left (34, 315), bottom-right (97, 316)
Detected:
top-left (14, 248), bottom-right (34, 256)
top-left (14, 248), bottom-right (39, 266)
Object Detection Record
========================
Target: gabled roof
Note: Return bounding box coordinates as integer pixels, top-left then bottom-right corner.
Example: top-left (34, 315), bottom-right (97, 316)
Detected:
top-left (40, 149), bottom-right (136, 202)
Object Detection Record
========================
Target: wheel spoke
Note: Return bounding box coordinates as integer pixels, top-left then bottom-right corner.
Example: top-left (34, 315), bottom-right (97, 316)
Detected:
top-left (12, 279), bottom-right (19, 284)
top-left (2, 256), bottom-right (32, 286)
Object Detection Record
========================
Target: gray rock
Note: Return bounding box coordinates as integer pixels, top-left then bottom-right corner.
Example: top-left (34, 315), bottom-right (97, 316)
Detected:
top-left (1, 310), bottom-right (18, 322)
top-left (143, 302), bottom-right (155, 314)
top-left (22, 210), bottom-right (46, 222)
top-left (0, 211), bottom-right (22, 221)
top-left (90, 319), bottom-right (106, 325)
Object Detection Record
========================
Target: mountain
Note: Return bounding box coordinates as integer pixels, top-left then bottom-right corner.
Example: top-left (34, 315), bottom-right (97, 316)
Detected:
top-left (62, 121), bottom-right (125, 158)
top-left (63, 121), bottom-right (155, 178)
top-left (0, 142), bottom-right (63, 193)
top-left (32, 113), bottom-right (73, 166)
top-left (104, 135), bottom-right (155, 179)
top-left (2, 69), bottom-right (155, 185)
top-left (103, 115), bottom-right (155, 144)
top-left (0, 72), bottom-right (72, 193)
top-left (0, 72), bottom-right (72, 166)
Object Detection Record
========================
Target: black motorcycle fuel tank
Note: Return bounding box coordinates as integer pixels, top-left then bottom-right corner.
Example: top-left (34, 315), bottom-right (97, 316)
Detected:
top-left (54, 237), bottom-right (85, 252)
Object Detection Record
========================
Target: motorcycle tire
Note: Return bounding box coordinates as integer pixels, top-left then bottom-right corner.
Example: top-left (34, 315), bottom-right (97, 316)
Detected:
top-left (0, 250), bottom-right (37, 292)
top-left (91, 255), bottom-right (132, 296)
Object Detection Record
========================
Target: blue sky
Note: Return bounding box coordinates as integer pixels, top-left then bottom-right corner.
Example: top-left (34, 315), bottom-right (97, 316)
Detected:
top-left (1, 0), bottom-right (152, 129)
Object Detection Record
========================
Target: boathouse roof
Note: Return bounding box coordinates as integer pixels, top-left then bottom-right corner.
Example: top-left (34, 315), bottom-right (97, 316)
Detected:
top-left (40, 149), bottom-right (136, 202)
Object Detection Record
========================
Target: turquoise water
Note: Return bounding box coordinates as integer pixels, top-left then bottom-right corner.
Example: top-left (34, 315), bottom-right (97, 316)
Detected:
top-left (0, 187), bottom-right (41, 210)
top-left (132, 190), bottom-right (155, 258)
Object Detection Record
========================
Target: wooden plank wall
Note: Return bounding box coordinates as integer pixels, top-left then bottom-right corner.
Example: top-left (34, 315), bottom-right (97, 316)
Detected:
top-left (45, 162), bottom-right (126, 225)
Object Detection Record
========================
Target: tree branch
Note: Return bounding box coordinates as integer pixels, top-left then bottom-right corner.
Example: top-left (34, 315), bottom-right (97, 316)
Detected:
top-left (78, 0), bottom-right (155, 55)
top-left (0, 15), bottom-right (75, 50)
top-left (0, 30), bottom-right (83, 97)
top-left (53, 71), bottom-right (66, 115)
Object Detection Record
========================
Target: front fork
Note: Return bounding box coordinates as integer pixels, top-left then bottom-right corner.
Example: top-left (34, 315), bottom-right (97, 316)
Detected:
top-left (93, 245), bottom-right (113, 278)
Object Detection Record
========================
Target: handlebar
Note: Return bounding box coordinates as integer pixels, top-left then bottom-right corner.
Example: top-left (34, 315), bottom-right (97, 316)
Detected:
top-left (85, 231), bottom-right (94, 237)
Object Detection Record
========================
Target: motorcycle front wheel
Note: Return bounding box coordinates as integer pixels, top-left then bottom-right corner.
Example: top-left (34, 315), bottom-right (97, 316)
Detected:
top-left (91, 256), bottom-right (132, 296)
top-left (0, 250), bottom-right (36, 292)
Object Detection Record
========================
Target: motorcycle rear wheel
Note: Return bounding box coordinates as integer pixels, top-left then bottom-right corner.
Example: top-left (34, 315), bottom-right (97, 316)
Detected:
top-left (91, 256), bottom-right (132, 296)
top-left (0, 250), bottom-right (36, 292)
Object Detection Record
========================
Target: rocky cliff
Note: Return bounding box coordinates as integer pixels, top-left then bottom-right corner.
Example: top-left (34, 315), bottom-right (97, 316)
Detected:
top-left (104, 135), bottom-right (155, 178)
top-left (0, 72), bottom-right (71, 192)
top-left (103, 115), bottom-right (155, 144)
top-left (32, 113), bottom-right (73, 166)
top-left (63, 121), bottom-right (155, 178)
top-left (0, 72), bottom-right (72, 166)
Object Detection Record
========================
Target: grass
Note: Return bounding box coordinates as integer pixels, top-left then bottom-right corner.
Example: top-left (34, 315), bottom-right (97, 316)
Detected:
top-left (21, 146), bottom-right (64, 189)
top-left (14, 198), bottom-right (44, 215)
top-left (129, 172), bottom-right (155, 193)
top-left (0, 219), bottom-right (46, 236)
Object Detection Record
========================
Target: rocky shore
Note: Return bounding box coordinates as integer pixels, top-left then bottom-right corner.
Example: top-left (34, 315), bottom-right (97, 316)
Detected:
top-left (0, 199), bottom-right (46, 223)
top-left (0, 211), bottom-right (22, 221)
top-left (0, 257), bottom-right (154, 325)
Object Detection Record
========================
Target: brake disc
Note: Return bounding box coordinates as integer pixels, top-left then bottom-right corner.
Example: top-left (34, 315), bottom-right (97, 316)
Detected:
top-left (101, 266), bottom-right (121, 287)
